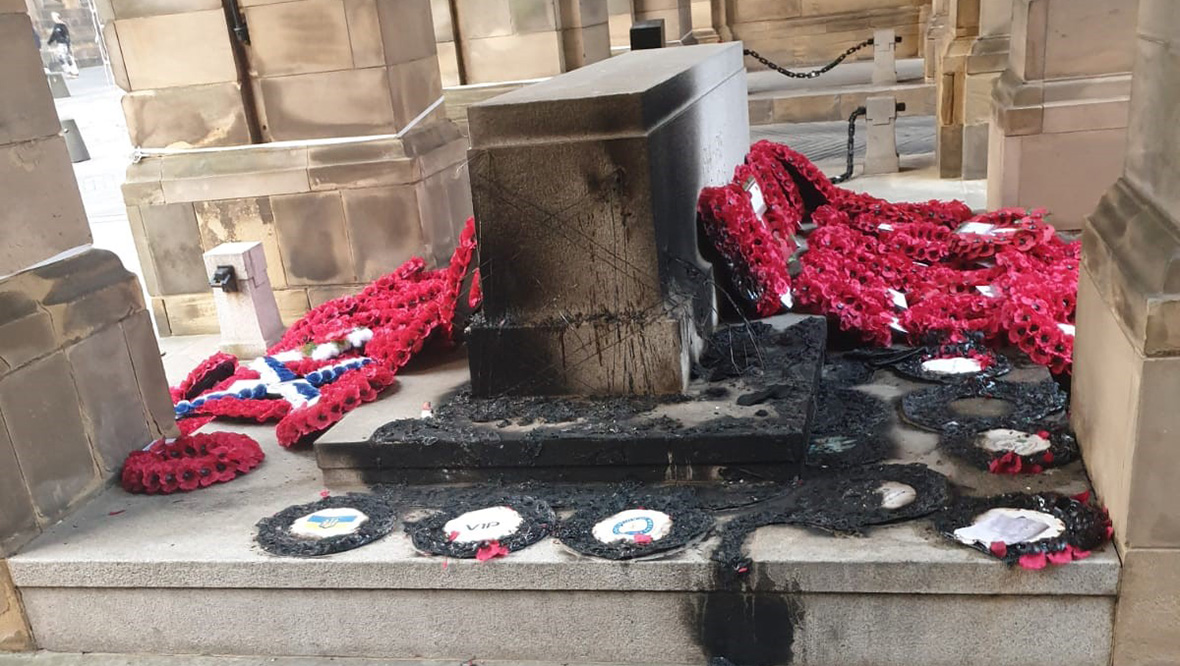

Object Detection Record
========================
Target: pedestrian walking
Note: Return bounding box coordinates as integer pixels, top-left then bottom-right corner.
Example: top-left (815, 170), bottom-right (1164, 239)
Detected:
top-left (46, 12), bottom-right (79, 78)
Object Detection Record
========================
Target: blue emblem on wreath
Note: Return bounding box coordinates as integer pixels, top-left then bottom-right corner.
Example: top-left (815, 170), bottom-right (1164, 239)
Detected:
top-left (613, 517), bottom-right (654, 536)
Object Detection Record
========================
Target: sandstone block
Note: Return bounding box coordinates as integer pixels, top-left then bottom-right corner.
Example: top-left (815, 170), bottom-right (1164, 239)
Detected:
top-left (257, 67), bottom-right (399, 141)
top-left (139, 203), bottom-right (209, 295)
top-left (0, 417), bottom-right (39, 556)
top-left (115, 10), bottom-right (238, 90)
top-left (378, 0), bottom-right (440, 64)
top-left (387, 56), bottom-right (445, 130)
top-left (511, 0), bottom-right (558, 32)
top-left (1113, 548), bottom-right (1180, 665)
top-left (102, 22), bottom-right (132, 92)
top-left (342, 187), bottom-right (425, 280)
top-left (1041, 0), bottom-right (1136, 80)
top-left (0, 353), bottom-right (98, 525)
top-left (0, 302), bottom-right (57, 374)
top-left (66, 324), bottom-right (154, 474)
top-left (562, 21), bottom-right (611, 69)
top-left (122, 82), bottom-right (251, 149)
top-left (456, 0), bottom-right (514, 38)
top-left (308, 285), bottom-right (357, 306)
top-left (272, 192), bottom-right (356, 285)
top-left (109, 0), bottom-right (221, 19)
top-left (464, 31), bottom-right (565, 82)
top-left (156, 289), bottom-right (309, 335)
top-left (245, 0), bottom-right (354, 77)
top-left (0, 14), bottom-right (61, 145)
top-left (0, 561), bottom-right (32, 650)
top-left (0, 137), bottom-right (91, 278)
top-left (159, 146), bottom-right (309, 202)
top-left (29, 250), bottom-right (145, 347)
top-left (120, 310), bottom-right (178, 438)
top-left (194, 197), bottom-right (288, 290)
top-left (732, 0), bottom-right (802, 23)
top-left (432, 0), bottom-right (454, 41)
top-left (344, 0), bottom-right (385, 68)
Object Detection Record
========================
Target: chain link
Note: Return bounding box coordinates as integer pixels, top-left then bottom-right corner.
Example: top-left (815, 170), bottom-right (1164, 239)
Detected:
top-left (830, 106), bottom-right (867, 185)
top-left (743, 38), bottom-right (874, 79)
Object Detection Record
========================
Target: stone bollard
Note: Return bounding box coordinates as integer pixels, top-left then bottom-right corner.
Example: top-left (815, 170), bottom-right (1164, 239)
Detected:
top-left (61, 119), bottom-right (89, 162)
top-left (864, 95), bottom-right (902, 175)
top-left (202, 242), bottom-right (285, 359)
top-left (872, 28), bottom-right (898, 85)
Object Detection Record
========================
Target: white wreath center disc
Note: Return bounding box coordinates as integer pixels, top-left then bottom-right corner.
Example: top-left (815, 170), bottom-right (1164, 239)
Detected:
top-left (291, 508), bottom-right (369, 539)
top-left (443, 506), bottom-right (524, 543)
top-left (978, 429), bottom-right (1051, 456)
top-left (953, 508), bottom-right (1065, 546)
top-left (592, 509), bottom-right (673, 545)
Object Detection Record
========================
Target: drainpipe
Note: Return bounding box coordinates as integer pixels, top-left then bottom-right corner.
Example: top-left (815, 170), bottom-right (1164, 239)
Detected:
top-left (221, 0), bottom-right (264, 143)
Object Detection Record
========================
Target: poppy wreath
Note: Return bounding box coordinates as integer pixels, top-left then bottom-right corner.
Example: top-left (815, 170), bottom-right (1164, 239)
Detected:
top-left (940, 423), bottom-right (1080, 475)
top-left (807, 384), bottom-right (893, 469)
top-left (696, 141), bottom-right (1080, 376)
top-left (405, 495), bottom-right (556, 560)
top-left (934, 491), bottom-right (1112, 569)
top-left (162, 218), bottom-right (479, 450)
top-left (121, 432), bottom-right (264, 494)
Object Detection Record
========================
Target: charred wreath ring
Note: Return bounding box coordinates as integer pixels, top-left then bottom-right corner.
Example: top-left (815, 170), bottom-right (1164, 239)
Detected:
top-left (255, 494), bottom-right (397, 557)
top-left (405, 494), bottom-right (555, 560)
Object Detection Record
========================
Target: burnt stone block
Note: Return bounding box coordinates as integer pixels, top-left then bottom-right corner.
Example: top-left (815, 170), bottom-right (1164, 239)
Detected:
top-left (272, 192), bottom-right (356, 286)
top-left (0, 413), bottom-right (38, 556)
top-left (465, 43), bottom-right (749, 396)
top-left (121, 310), bottom-right (178, 439)
top-left (139, 202), bottom-right (210, 295)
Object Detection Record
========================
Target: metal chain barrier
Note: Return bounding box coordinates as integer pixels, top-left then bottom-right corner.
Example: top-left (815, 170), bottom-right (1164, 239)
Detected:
top-left (744, 38), bottom-right (874, 79)
top-left (831, 106), bottom-right (867, 185)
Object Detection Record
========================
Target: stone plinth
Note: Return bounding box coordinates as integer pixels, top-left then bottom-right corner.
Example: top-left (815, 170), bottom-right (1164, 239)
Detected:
top-left (466, 43), bottom-right (747, 396)
top-left (439, 0), bottom-right (612, 85)
top-left (987, 0), bottom-right (1137, 230)
top-left (125, 124), bottom-right (472, 337)
top-left (721, 0), bottom-right (926, 71)
top-left (1072, 2), bottom-right (1180, 663)
top-left (688, 0), bottom-right (718, 43)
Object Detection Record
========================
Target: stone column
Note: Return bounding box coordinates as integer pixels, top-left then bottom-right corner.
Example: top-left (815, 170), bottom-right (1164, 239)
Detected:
top-left (106, 0), bottom-right (474, 336)
top-left (432, 0), bottom-right (463, 86)
top-left (959, 0), bottom-right (1012, 178)
top-left (987, 0), bottom-right (1137, 230)
top-left (1073, 2), bottom-right (1180, 662)
top-left (632, 0), bottom-right (691, 45)
top-left (1, 1), bottom-right (175, 650)
top-left (933, 0), bottom-right (979, 178)
top-left (608, 0), bottom-right (635, 50)
top-left (451, 0), bottom-right (610, 84)
top-left (924, 0), bottom-right (949, 81)
top-left (687, 0), bottom-right (718, 43)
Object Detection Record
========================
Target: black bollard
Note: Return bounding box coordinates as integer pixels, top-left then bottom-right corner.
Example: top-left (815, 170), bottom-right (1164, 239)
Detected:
top-left (630, 19), bottom-right (666, 50)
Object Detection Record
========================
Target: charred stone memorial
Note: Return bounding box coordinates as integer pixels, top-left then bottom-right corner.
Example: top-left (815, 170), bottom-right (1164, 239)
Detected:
top-left (328, 44), bottom-right (828, 483)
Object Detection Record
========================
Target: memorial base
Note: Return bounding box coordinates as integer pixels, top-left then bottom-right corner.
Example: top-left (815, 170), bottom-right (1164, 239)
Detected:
top-left (317, 315), bottom-right (826, 484)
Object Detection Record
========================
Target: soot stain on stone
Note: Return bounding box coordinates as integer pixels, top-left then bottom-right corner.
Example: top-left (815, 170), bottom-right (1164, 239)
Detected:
top-left (695, 569), bottom-right (803, 666)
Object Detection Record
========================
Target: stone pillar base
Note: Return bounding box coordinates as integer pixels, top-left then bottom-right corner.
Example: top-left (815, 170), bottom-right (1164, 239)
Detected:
top-left (1075, 178), bottom-right (1180, 663)
top-left (987, 71), bottom-right (1130, 229)
top-left (0, 561), bottom-right (31, 651)
top-left (124, 121), bottom-right (472, 337)
top-left (959, 33), bottom-right (1009, 179)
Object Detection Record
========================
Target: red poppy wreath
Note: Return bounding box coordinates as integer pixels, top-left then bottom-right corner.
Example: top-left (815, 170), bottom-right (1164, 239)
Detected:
top-left (121, 432), bottom-right (264, 494)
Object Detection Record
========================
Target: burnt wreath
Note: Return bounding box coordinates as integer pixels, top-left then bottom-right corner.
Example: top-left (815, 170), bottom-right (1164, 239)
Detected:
top-left (933, 492), bottom-right (1111, 569)
top-left (255, 494), bottom-right (397, 557)
top-left (940, 422), bottom-right (1079, 475)
top-left (900, 378), bottom-right (1067, 432)
top-left (557, 493), bottom-right (714, 561)
top-left (404, 495), bottom-right (555, 560)
top-left (806, 384), bottom-right (893, 469)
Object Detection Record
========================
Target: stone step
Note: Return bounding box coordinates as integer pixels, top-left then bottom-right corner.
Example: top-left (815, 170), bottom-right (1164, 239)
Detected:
top-left (7, 355), bottom-right (1120, 665)
top-left (0, 655), bottom-right (688, 666)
